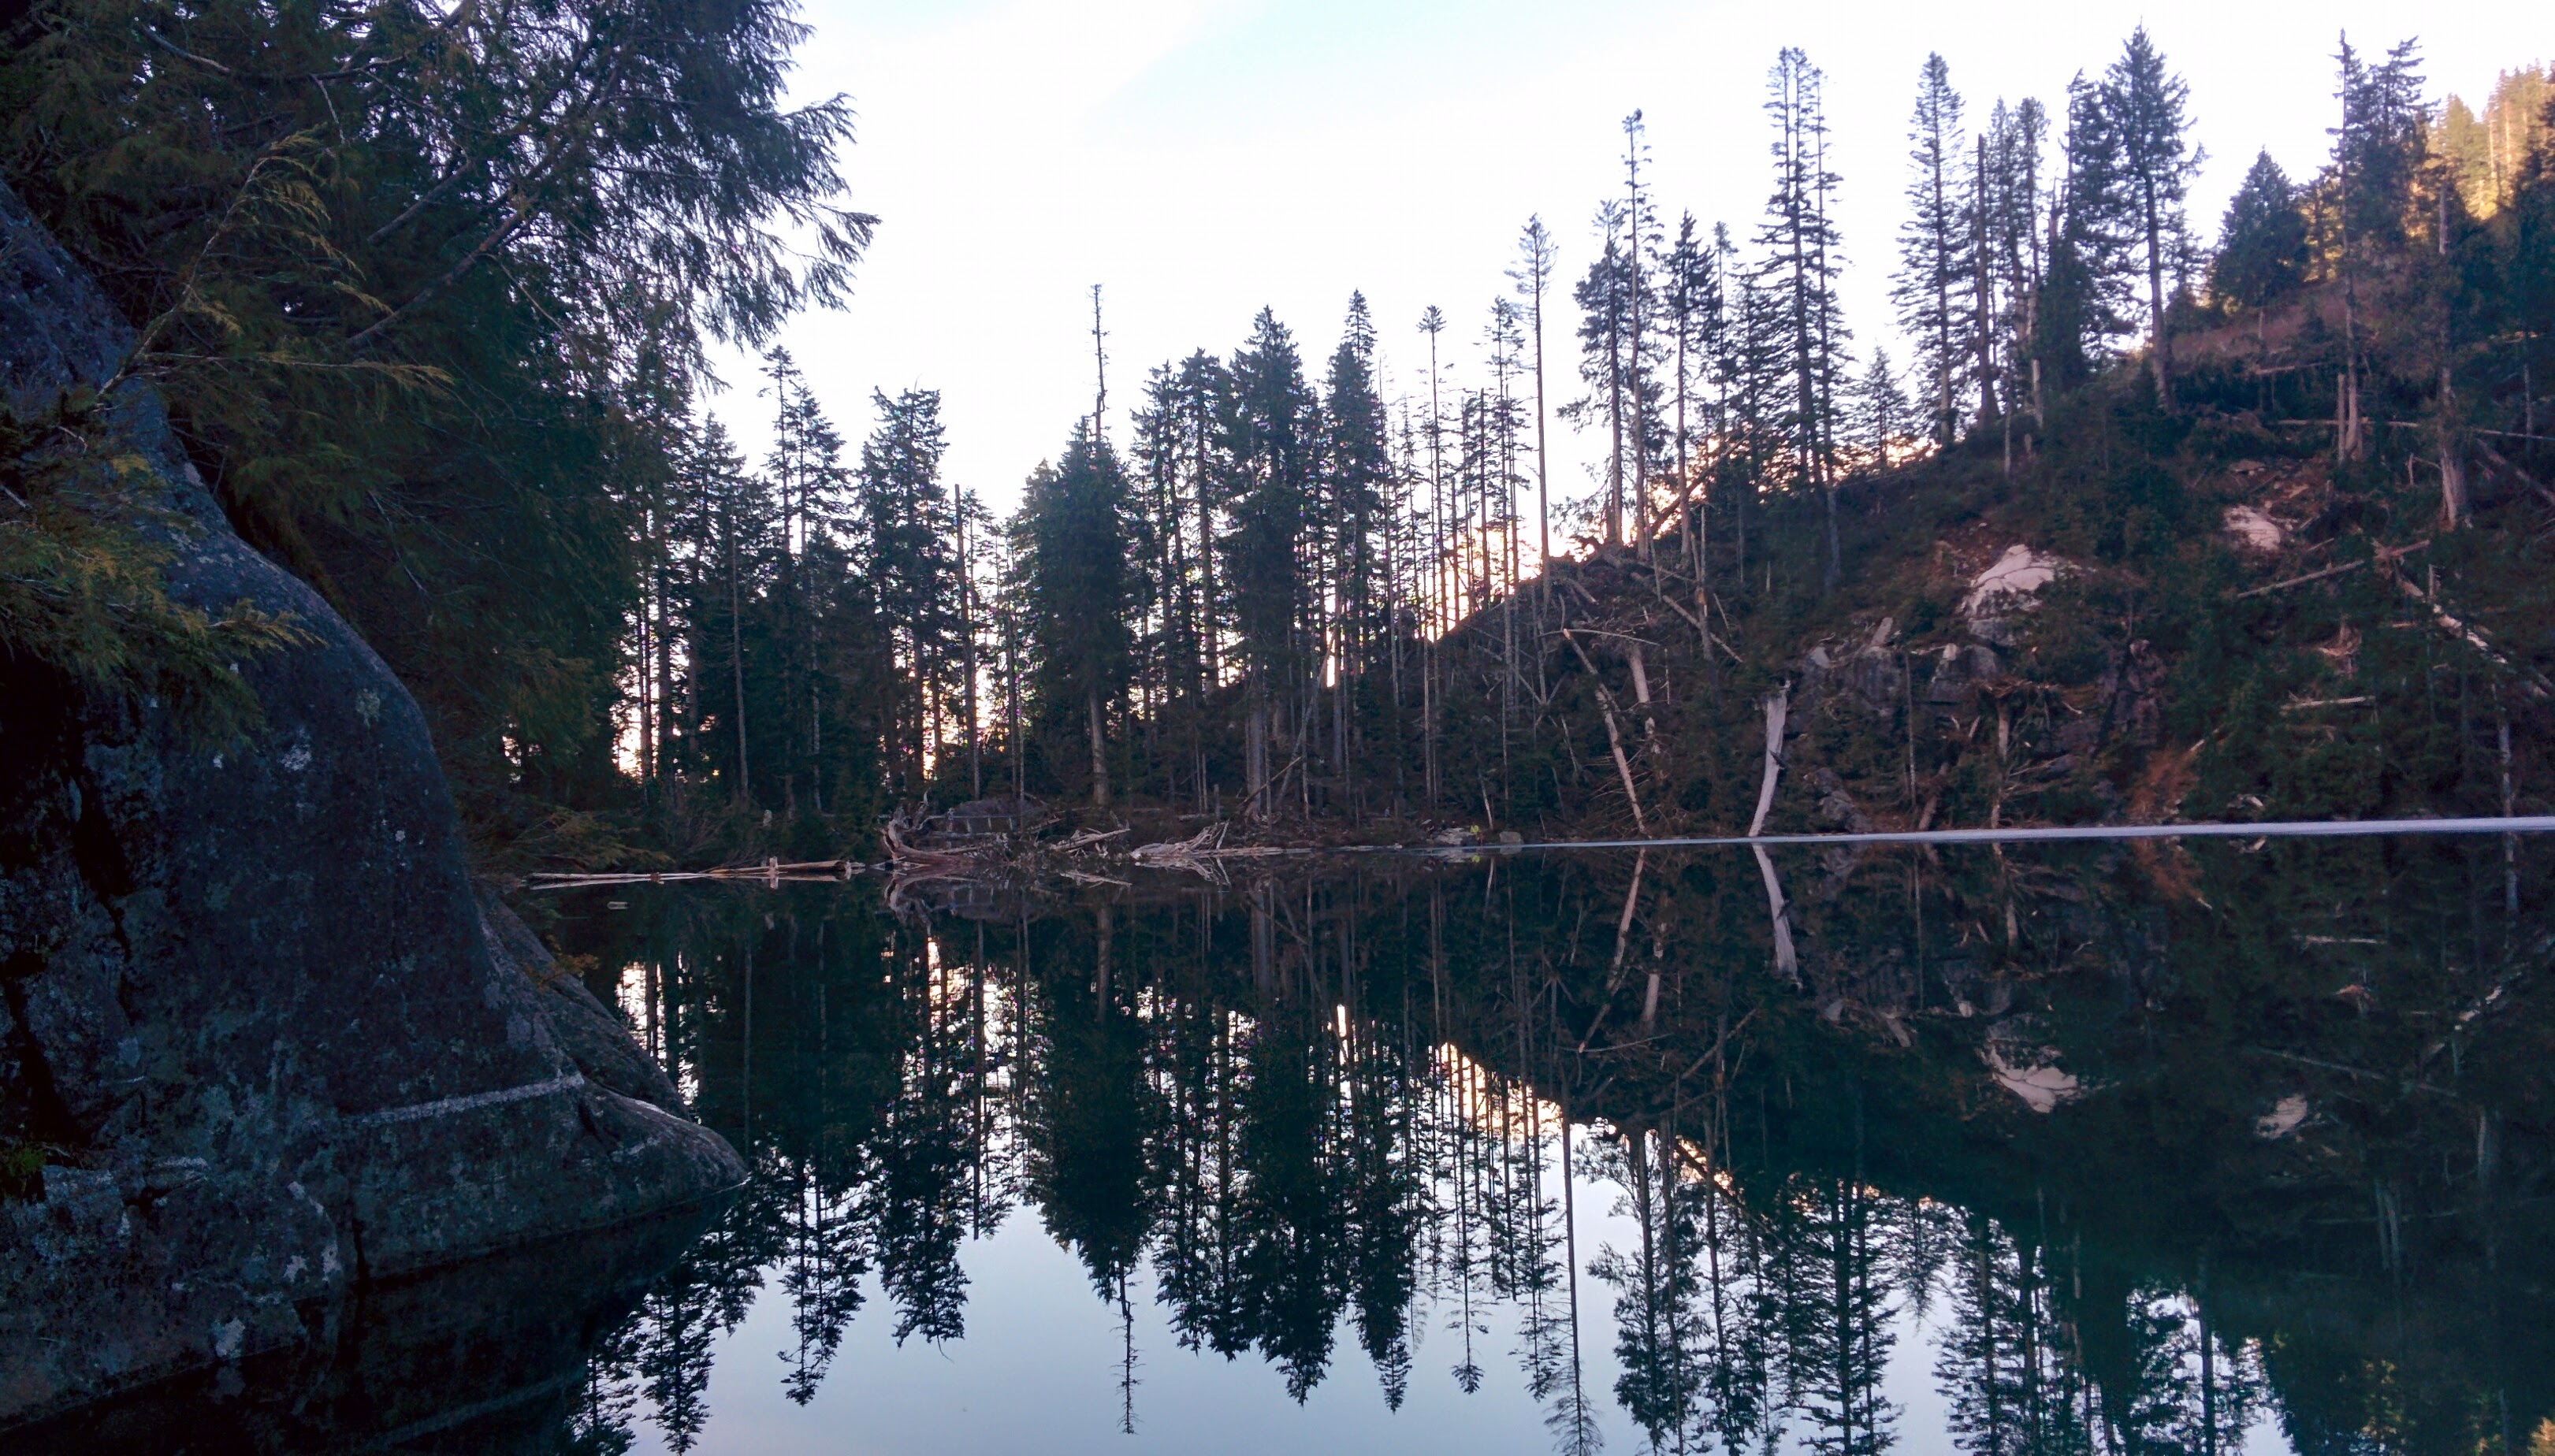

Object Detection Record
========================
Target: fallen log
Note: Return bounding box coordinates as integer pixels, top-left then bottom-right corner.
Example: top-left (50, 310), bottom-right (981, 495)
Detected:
top-left (1560, 629), bottom-right (1648, 834)
top-left (524, 857), bottom-right (862, 888)
top-left (2229, 539), bottom-right (2427, 599)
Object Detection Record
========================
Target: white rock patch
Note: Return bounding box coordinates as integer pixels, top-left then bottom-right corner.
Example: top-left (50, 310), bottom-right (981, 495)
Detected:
top-left (1962, 544), bottom-right (2065, 616)
top-left (2222, 504), bottom-right (2286, 553)
top-left (2256, 1094), bottom-right (2310, 1138)
top-left (1984, 1044), bottom-right (2081, 1113)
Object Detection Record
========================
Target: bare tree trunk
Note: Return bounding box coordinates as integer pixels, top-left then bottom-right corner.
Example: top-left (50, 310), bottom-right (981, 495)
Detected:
top-left (1607, 241), bottom-right (1627, 548)
top-left (729, 535), bottom-right (750, 803)
top-left (1751, 845), bottom-right (1800, 982)
top-left (961, 500), bottom-right (981, 799)
top-left (1196, 400), bottom-right (1218, 687)
top-left (1087, 688), bottom-right (1110, 808)
top-left (1627, 641), bottom-right (1657, 745)
top-left (1421, 637), bottom-right (1438, 809)
top-left (2338, 158), bottom-right (2364, 462)
top-left (1246, 690), bottom-right (1270, 819)
top-left (2438, 188), bottom-right (2468, 527)
top-left (637, 514), bottom-right (655, 789)
top-left (1532, 262), bottom-right (1551, 581)
top-left (1974, 134), bottom-right (2002, 426)
top-left (1933, 137), bottom-right (1954, 443)
top-left (2145, 177), bottom-right (2173, 407)
top-left (2500, 708), bottom-right (2518, 914)
top-left (655, 545), bottom-right (679, 792)
top-left (1750, 686), bottom-right (1789, 837)
top-left (1627, 243), bottom-right (1651, 559)
top-left (1563, 630), bottom-right (1646, 833)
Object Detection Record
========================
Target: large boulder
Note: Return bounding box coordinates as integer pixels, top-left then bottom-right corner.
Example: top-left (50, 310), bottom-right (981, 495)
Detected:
top-left (0, 182), bottom-right (742, 1428)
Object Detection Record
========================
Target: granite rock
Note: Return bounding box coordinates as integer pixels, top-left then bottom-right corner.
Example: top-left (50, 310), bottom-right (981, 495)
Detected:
top-left (0, 181), bottom-right (741, 1428)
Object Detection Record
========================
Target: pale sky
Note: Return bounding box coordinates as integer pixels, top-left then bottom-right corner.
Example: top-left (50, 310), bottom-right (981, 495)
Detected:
top-left (710, 0), bottom-right (2534, 519)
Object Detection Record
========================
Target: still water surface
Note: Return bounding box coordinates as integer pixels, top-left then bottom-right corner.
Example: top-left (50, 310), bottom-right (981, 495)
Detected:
top-left (537, 835), bottom-right (2543, 1455)
top-left (47, 834), bottom-right (2554, 1452)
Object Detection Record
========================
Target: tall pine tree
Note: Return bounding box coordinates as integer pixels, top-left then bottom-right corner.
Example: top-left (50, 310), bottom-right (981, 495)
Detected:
top-left (1895, 53), bottom-right (1973, 445)
top-left (2100, 28), bottom-right (2202, 405)
top-left (1015, 429), bottom-right (1132, 806)
top-left (1222, 310), bottom-right (1318, 816)
top-left (1759, 47), bottom-right (1853, 592)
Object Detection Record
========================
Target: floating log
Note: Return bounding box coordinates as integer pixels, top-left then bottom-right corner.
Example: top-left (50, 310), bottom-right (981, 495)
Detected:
top-left (523, 857), bottom-right (864, 889)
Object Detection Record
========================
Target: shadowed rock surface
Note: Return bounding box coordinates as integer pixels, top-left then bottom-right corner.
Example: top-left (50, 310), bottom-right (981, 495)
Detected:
top-left (6, 1200), bottom-right (718, 1455)
top-left (0, 181), bottom-right (743, 1429)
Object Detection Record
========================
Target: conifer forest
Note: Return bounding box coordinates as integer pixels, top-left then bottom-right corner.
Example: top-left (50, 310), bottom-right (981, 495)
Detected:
top-left (7, 3), bottom-right (2555, 1454)
top-left (6, 9), bottom-right (2550, 862)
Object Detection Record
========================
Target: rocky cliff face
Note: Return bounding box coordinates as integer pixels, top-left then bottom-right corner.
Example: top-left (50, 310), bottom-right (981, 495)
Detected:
top-left (0, 183), bottom-right (742, 1428)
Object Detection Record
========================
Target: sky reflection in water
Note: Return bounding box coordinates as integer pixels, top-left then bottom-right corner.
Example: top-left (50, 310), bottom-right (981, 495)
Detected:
top-left (554, 837), bottom-right (2542, 1455)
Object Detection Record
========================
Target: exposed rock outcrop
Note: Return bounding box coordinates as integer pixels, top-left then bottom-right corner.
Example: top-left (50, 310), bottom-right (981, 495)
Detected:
top-left (0, 182), bottom-right (741, 1428)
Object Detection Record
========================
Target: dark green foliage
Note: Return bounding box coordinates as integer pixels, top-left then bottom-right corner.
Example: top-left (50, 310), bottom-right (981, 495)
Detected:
top-left (2211, 151), bottom-right (2308, 318)
top-left (1221, 309), bottom-right (1315, 685)
top-left (1895, 52), bottom-right (1971, 444)
top-left (857, 385), bottom-right (958, 799)
top-left (2332, 37), bottom-right (2431, 251)
top-left (2042, 74), bottom-right (2139, 384)
top-left (1011, 428), bottom-right (1130, 802)
top-left (1756, 47), bottom-right (1852, 591)
top-left (20, 10), bottom-right (2555, 865)
top-left (0, 0), bottom-right (867, 856)
top-left (1, 399), bottom-right (310, 738)
top-left (2100, 27), bottom-right (2201, 395)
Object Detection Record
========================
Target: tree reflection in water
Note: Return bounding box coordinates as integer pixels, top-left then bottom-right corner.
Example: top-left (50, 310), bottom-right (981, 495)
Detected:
top-left (555, 836), bottom-right (2555, 1454)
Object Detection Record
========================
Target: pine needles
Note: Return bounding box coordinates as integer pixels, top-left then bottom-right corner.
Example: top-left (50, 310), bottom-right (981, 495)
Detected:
top-left (0, 398), bottom-right (309, 738)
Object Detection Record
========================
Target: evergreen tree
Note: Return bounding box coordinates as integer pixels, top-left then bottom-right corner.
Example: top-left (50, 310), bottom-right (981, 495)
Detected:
top-left (1509, 216), bottom-right (1562, 573)
top-left (858, 388), bottom-right (959, 802)
top-left (874, 971), bottom-right (976, 1347)
top-left (761, 351), bottom-right (854, 815)
top-left (1567, 210), bottom-right (1634, 550)
top-left (1592, 1129), bottom-right (1705, 1446)
top-left (1221, 309), bottom-right (1318, 816)
top-left (1980, 98), bottom-right (2051, 429)
top-left (1621, 110), bottom-right (1664, 552)
top-left (1174, 351), bottom-right (1235, 695)
top-left (1934, 1215), bottom-right (2036, 1456)
top-left (1692, 1178), bottom-right (1780, 1453)
top-left (1663, 211), bottom-right (1726, 558)
top-left (1783, 1176), bottom-right (1900, 1456)
top-left (2099, 28), bottom-right (2202, 404)
top-left (0, 0), bottom-right (872, 852)
top-left (2326, 36), bottom-right (2428, 462)
top-left (2332, 37), bottom-right (2430, 251)
top-left (1129, 362), bottom-right (1196, 792)
top-left (1724, 265), bottom-right (1792, 589)
top-left (1850, 349), bottom-right (1913, 470)
top-left (1567, 200), bottom-right (1664, 552)
top-left (1482, 297), bottom-right (1532, 602)
top-left (2040, 73), bottom-right (2140, 387)
top-left (1234, 1020), bottom-right (1348, 1402)
top-left (1758, 46), bottom-right (1853, 592)
top-left (1014, 430), bottom-right (1132, 807)
top-left (1323, 293), bottom-right (1393, 800)
top-left (1895, 54), bottom-right (1973, 444)
top-left (2210, 151), bottom-right (2308, 363)
top-left (675, 417), bottom-right (775, 804)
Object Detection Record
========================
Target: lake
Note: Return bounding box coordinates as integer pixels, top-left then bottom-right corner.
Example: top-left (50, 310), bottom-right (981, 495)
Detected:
top-left (43, 834), bottom-right (2555, 1452)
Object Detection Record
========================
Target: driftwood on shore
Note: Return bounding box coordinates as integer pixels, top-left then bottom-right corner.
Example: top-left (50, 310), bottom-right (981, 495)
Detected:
top-left (1121, 822), bottom-right (1297, 882)
top-left (523, 858), bottom-right (867, 889)
top-left (529, 808), bottom-right (2555, 899)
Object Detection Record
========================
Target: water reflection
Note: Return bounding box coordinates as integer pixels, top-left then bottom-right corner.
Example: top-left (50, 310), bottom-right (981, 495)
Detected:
top-left (12, 1201), bottom-right (719, 1454)
top-left (549, 835), bottom-right (2551, 1455)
